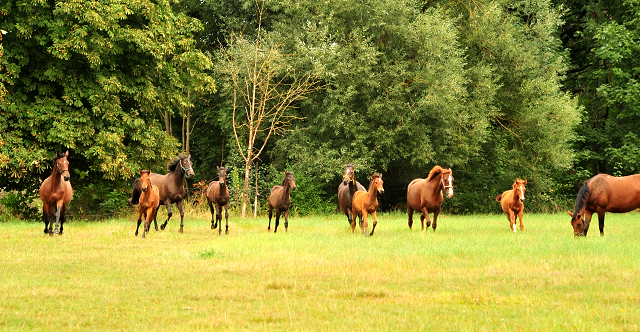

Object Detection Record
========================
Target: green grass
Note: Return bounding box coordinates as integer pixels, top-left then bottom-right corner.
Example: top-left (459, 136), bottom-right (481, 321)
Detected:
top-left (1, 211), bottom-right (640, 331)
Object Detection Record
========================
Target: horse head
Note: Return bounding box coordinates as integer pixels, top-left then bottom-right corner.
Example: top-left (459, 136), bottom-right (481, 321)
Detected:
top-left (567, 211), bottom-right (586, 236)
top-left (342, 164), bottom-right (355, 185)
top-left (179, 154), bottom-right (195, 178)
top-left (284, 171), bottom-right (297, 191)
top-left (139, 169), bottom-right (152, 192)
top-left (441, 169), bottom-right (454, 198)
top-left (217, 166), bottom-right (228, 187)
top-left (55, 151), bottom-right (71, 182)
top-left (372, 173), bottom-right (384, 194)
top-left (513, 179), bottom-right (527, 202)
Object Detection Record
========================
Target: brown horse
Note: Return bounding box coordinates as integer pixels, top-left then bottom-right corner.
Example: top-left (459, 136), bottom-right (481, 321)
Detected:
top-left (129, 154), bottom-right (195, 233)
top-left (406, 166), bottom-right (453, 231)
top-left (496, 179), bottom-right (527, 233)
top-left (268, 171), bottom-right (297, 233)
top-left (39, 151), bottom-right (73, 236)
top-left (337, 164), bottom-right (366, 226)
top-left (351, 173), bottom-right (384, 236)
top-left (568, 173), bottom-right (640, 236)
top-left (206, 166), bottom-right (230, 235)
top-left (135, 170), bottom-right (160, 238)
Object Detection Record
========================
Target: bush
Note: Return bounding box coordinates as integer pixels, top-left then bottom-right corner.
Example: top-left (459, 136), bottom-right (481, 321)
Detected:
top-left (0, 190), bottom-right (40, 221)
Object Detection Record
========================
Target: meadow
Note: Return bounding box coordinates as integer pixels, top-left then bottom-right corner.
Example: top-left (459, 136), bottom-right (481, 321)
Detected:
top-left (1, 211), bottom-right (640, 331)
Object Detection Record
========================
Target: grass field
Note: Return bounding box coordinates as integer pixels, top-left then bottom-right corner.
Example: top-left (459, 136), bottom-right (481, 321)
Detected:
top-left (1, 210), bottom-right (640, 331)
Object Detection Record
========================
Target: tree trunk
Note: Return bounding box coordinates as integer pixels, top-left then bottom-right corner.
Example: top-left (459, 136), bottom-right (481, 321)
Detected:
top-left (165, 110), bottom-right (171, 136)
top-left (241, 157), bottom-right (252, 217)
top-left (254, 162), bottom-right (259, 217)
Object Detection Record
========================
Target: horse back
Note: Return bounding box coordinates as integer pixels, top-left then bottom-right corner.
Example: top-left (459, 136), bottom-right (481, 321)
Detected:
top-left (39, 175), bottom-right (72, 206)
top-left (407, 179), bottom-right (441, 210)
top-left (150, 172), bottom-right (185, 203)
top-left (268, 185), bottom-right (290, 210)
top-left (589, 174), bottom-right (640, 212)
top-left (206, 182), bottom-right (229, 205)
top-left (140, 186), bottom-right (160, 211)
top-left (499, 189), bottom-right (522, 213)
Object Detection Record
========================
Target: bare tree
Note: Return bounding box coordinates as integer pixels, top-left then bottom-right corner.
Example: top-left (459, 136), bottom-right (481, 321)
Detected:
top-left (218, 1), bottom-right (320, 217)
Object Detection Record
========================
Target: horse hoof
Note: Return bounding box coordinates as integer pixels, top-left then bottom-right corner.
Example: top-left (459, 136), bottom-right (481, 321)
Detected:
top-left (160, 225), bottom-right (166, 230)
top-left (179, 228), bottom-right (183, 233)
top-left (225, 230), bottom-right (229, 235)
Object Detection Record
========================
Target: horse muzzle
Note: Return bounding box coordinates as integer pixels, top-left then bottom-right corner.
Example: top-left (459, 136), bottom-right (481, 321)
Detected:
top-left (142, 186), bottom-right (148, 192)
top-left (63, 175), bottom-right (70, 181)
top-left (520, 198), bottom-right (525, 202)
top-left (187, 171), bottom-right (195, 179)
top-left (378, 189), bottom-right (385, 194)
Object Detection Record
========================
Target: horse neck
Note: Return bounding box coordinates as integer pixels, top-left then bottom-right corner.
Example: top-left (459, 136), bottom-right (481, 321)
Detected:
top-left (49, 164), bottom-right (63, 188)
top-left (348, 179), bottom-right (358, 195)
top-left (510, 186), bottom-right (521, 203)
top-left (169, 165), bottom-right (186, 186)
top-left (428, 173), bottom-right (443, 195)
top-left (365, 179), bottom-right (378, 204)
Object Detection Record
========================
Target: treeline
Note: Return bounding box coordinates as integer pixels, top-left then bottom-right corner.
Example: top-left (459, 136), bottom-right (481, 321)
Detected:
top-left (0, 0), bottom-right (638, 218)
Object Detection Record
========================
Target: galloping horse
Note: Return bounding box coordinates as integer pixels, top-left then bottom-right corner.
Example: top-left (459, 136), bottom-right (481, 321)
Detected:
top-left (496, 179), bottom-right (527, 233)
top-left (206, 166), bottom-right (230, 235)
top-left (406, 166), bottom-right (453, 231)
top-left (568, 173), bottom-right (640, 236)
top-left (337, 164), bottom-right (366, 226)
top-left (130, 154), bottom-right (195, 233)
top-left (135, 170), bottom-right (160, 238)
top-left (40, 151), bottom-right (73, 236)
top-left (267, 172), bottom-right (297, 233)
top-left (351, 173), bottom-right (384, 236)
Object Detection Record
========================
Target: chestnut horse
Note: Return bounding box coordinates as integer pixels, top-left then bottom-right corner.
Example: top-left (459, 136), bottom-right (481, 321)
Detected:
top-left (206, 166), bottom-right (230, 235)
top-left (496, 179), bottom-right (527, 233)
top-left (351, 173), bottom-right (384, 236)
top-left (268, 171), bottom-right (297, 233)
top-left (337, 164), bottom-right (366, 226)
top-left (568, 173), bottom-right (640, 236)
top-left (129, 154), bottom-right (195, 233)
top-left (39, 151), bottom-right (73, 236)
top-left (406, 166), bottom-right (453, 231)
top-left (135, 170), bottom-right (160, 238)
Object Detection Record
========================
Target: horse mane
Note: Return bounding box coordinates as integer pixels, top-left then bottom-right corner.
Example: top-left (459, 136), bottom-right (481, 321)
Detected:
top-left (281, 172), bottom-right (293, 186)
top-left (512, 178), bottom-right (525, 189)
top-left (572, 182), bottom-right (591, 217)
top-left (425, 166), bottom-right (444, 182)
top-left (167, 154), bottom-right (187, 173)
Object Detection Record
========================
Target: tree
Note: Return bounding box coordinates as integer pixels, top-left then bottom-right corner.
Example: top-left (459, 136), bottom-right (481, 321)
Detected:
top-left (215, 1), bottom-right (320, 217)
top-left (0, 0), bottom-right (214, 191)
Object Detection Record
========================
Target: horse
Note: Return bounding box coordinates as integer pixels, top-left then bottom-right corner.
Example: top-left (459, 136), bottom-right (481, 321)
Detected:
top-left (206, 166), bottom-right (230, 235)
top-left (135, 170), bottom-right (160, 238)
top-left (351, 173), bottom-right (384, 236)
top-left (337, 164), bottom-right (366, 226)
top-left (567, 173), bottom-right (640, 236)
top-left (496, 179), bottom-right (527, 233)
top-left (129, 154), bottom-right (195, 233)
top-left (406, 166), bottom-right (453, 231)
top-left (267, 171), bottom-right (297, 233)
top-left (39, 151), bottom-right (73, 236)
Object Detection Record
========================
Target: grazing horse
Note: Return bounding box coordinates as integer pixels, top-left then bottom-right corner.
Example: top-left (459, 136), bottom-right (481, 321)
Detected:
top-left (206, 166), bottom-right (230, 235)
top-left (406, 166), bottom-right (453, 231)
top-left (129, 154), bottom-right (195, 233)
top-left (135, 170), bottom-right (160, 238)
top-left (568, 173), bottom-right (640, 237)
top-left (351, 173), bottom-right (384, 236)
top-left (496, 179), bottom-right (527, 233)
top-left (337, 164), bottom-right (366, 226)
top-left (39, 151), bottom-right (73, 236)
top-left (267, 172), bottom-right (297, 233)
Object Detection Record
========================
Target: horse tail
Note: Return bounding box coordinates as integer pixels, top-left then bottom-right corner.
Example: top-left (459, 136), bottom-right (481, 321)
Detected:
top-left (496, 194), bottom-right (502, 202)
top-left (572, 182), bottom-right (591, 217)
top-left (129, 178), bottom-right (141, 205)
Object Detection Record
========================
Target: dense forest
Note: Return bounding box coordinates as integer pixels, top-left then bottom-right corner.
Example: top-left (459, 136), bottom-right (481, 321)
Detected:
top-left (1, 0), bottom-right (639, 219)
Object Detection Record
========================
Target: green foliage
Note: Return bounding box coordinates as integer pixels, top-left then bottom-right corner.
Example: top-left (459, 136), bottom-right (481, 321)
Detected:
top-left (289, 169), bottom-right (336, 216)
top-left (0, 190), bottom-right (39, 221)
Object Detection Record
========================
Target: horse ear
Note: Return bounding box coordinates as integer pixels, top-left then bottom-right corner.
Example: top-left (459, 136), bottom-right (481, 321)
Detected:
top-left (64, 150), bottom-right (69, 157)
top-left (147, 169), bottom-right (151, 174)
top-left (567, 211), bottom-right (573, 217)
top-left (139, 169), bottom-right (144, 175)
top-left (217, 166), bottom-right (220, 171)
top-left (524, 179), bottom-right (528, 184)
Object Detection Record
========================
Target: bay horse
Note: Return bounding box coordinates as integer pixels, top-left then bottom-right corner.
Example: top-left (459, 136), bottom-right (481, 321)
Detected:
top-left (129, 154), bottom-right (195, 233)
top-left (135, 170), bottom-right (160, 238)
top-left (568, 173), bottom-right (640, 236)
top-left (39, 151), bottom-right (73, 236)
top-left (406, 166), bottom-right (453, 231)
top-left (337, 164), bottom-right (366, 226)
top-left (496, 179), bottom-right (527, 233)
top-left (206, 166), bottom-right (230, 235)
top-left (351, 173), bottom-right (384, 236)
top-left (267, 171), bottom-right (297, 233)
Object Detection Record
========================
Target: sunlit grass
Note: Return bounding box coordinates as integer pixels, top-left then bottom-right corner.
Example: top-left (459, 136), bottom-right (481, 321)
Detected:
top-left (1, 211), bottom-right (640, 330)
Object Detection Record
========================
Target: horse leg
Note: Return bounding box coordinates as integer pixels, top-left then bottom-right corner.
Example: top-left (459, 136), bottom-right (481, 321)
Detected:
top-left (224, 203), bottom-right (229, 235)
top-left (208, 201), bottom-right (217, 230)
top-left (284, 209), bottom-right (289, 232)
top-left (518, 210), bottom-right (524, 231)
top-left (369, 211), bottom-right (378, 236)
top-left (432, 208), bottom-right (440, 231)
top-left (216, 203), bottom-right (223, 236)
top-left (177, 200), bottom-right (185, 233)
top-left (407, 204), bottom-right (414, 229)
top-left (43, 207), bottom-right (49, 234)
top-left (351, 206), bottom-right (358, 233)
top-left (160, 201), bottom-right (172, 230)
top-left (274, 210), bottom-right (281, 233)
top-left (583, 211), bottom-right (594, 236)
top-left (136, 211), bottom-right (143, 236)
top-left (420, 207), bottom-right (430, 230)
top-left (597, 211), bottom-right (605, 236)
top-left (509, 211), bottom-right (516, 233)
top-left (59, 209), bottom-right (66, 235)
top-left (268, 206), bottom-right (273, 231)
top-left (53, 203), bottom-right (62, 235)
